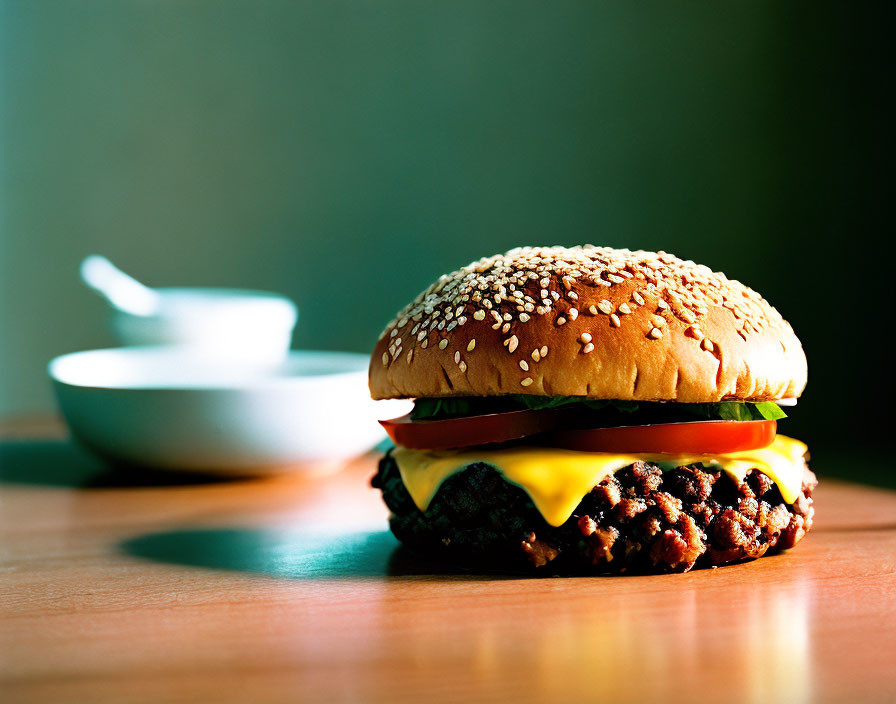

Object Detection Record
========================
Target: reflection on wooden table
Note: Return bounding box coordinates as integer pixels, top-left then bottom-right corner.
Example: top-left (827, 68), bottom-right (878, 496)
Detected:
top-left (1, 423), bottom-right (894, 703)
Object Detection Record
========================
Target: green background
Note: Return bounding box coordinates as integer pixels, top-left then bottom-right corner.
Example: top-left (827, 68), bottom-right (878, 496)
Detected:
top-left (0, 2), bottom-right (889, 462)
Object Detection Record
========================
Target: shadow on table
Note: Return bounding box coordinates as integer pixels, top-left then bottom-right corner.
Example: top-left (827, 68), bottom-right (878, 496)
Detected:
top-left (120, 526), bottom-right (769, 580)
top-left (121, 527), bottom-right (512, 580)
top-left (0, 440), bottom-right (242, 488)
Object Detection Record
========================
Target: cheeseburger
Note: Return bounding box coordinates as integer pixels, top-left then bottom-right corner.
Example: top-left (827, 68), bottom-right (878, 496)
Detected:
top-left (370, 246), bottom-right (814, 574)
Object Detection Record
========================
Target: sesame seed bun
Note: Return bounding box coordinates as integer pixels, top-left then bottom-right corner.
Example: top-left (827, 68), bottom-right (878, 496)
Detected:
top-left (369, 246), bottom-right (807, 403)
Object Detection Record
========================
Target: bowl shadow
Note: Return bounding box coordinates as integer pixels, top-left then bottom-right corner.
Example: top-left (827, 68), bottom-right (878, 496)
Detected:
top-left (0, 440), bottom-right (246, 488)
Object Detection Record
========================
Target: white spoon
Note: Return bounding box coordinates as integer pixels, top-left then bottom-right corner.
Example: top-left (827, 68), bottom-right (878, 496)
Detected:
top-left (80, 255), bottom-right (161, 316)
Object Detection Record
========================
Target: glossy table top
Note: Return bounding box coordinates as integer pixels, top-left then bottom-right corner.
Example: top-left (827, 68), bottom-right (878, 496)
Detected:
top-left (1, 421), bottom-right (894, 703)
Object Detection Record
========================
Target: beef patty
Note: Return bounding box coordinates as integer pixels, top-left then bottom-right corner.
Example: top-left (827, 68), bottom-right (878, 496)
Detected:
top-left (372, 453), bottom-right (816, 574)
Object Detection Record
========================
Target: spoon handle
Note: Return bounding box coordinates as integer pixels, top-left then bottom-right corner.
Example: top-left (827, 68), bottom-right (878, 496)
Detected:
top-left (80, 255), bottom-right (160, 316)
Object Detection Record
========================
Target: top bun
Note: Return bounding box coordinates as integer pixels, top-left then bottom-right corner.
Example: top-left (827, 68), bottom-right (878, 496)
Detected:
top-left (369, 246), bottom-right (806, 403)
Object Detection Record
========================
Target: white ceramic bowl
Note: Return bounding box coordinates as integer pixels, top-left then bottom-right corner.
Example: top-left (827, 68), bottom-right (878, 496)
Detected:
top-left (49, 348), bottom-right (408, 474)
top-left (110, 288), bottom-right (298, 367)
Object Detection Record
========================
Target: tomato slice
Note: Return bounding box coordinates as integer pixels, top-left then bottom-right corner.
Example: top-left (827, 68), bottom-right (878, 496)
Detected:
top-left (380, 409), bottom-right (567, 450)
top-left (549, 420), bottom-right (777, 455)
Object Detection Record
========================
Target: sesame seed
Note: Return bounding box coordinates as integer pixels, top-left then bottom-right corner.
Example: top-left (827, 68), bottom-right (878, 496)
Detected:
top-left (540, 346), bottom-right (549, 357)
top-left (519, 360), bottom-right (529, 371)
top-left (520, 377), bottom-right (534, 387)
top-left (382, 352), bottom-right (389, 366)
top-left (651, 314), bottom-right (666, 328)
top-left (378, 245), bottom-right (789, 373)
top-left (459, 361), bottom-right (467, 373)
top-left (454, 351), bottom-right (461, 364)
top-left (467, 339), bottom-right (476, 352)
top-left (580, 332), bottom-right (592, 343)
top-left (507, 335), bottom-right (519, 353)
top-left (406, 349), bottom-right (414, 364)
top-left (438, 339), bottom-right (448, 350)
top-left (702, 339), bottom-right (714, 352)
top-left (531, 349), bottom-right (541, 362)
top-left (648, 327), bottom-right (663, 339)
top-left (582, 342), bottom-right (594, 354)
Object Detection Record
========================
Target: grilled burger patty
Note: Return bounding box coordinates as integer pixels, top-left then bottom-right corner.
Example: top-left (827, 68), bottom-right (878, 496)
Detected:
top-left (372, 453), bottom-right (816, 574)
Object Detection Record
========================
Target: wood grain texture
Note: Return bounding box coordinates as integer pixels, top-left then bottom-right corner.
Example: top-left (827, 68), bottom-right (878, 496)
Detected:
top-left (1, 428), bottom-right (895, 704)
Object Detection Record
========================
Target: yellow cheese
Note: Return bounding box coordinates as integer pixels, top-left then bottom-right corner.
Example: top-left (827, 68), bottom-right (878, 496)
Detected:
top-left (392, 435), bottom-right (808, 527)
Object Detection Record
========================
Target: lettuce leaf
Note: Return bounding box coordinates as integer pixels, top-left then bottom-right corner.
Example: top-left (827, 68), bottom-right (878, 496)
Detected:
top-left (718, 401), bottom-right (788, 421)
top-left (409, 397), bottom-right (476, 420)
top-left (409, 395), bottom-right (787, 422)
top-left (509, 395), bottom-right (641, 413)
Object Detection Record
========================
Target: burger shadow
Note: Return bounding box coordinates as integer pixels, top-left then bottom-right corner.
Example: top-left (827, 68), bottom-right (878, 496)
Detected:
top-left (120, 527), bottom-right (517, 580)
top-left (0, 440), bottom-right (256, 489)
top-left (122, 526), bottom-right (757, 580)
top-left (122, 525), bottom-right (784, 580)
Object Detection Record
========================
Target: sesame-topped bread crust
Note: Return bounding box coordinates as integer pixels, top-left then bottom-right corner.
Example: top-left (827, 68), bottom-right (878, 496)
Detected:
top-left (369, 246), bottom-right (807, 402)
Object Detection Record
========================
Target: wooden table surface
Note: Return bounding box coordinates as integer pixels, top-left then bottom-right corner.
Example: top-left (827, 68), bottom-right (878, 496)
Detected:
top-left (2, 422), bottom-right (895, 704)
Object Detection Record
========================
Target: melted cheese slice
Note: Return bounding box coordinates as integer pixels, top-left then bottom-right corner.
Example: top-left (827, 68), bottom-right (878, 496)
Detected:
top-left (392, 435), bottom-right (808, 527)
